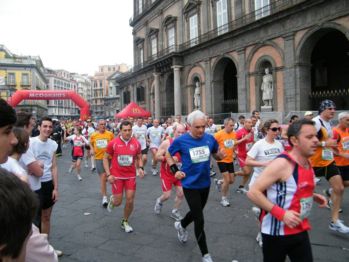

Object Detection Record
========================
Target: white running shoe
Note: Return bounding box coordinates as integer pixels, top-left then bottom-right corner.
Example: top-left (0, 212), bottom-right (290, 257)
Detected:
top-left (213, 178), bottom-right (222, 192)
top-left (315, 177), bottom-right (321, 185)
top-left (54, 249), bottom-right (63, 257)
top-left (220, 198), bottom-right (230, 207)
top-left (329, 220), bottom-right (349, 234)
top-left (84, 162), bottom-right (88, 168)
top-left (171, 209), bottom-right (183, 220)
top-left (102, 196), bottom-right (108, 208)
top-left (236, 187), bottom-right (248, 194)
top-left (256, 232), bottom-right (263, 247)
top-left (154, 198), bottom-right (162, 214)
top-left (174, 221), bottom-right (188, 243)
top-left (202, 253), bottom-right (213, 262)
top-left (326, 199), bottom-right (343, 213)
top-left (252, 206), bottom-right (261, 219)
top-left (152, 168), bottom-right (158, 176)
top-left (91, 167), bottom-right (96, 172)
top-left (107, 195), bottom-right (115, 212)
top-left (68, 166), bottom-right (73, 174)
top-left (121, 220), bottom-right (133, 233)
top-left (77, 174), bottom-right (82, 181)
top-left (210, 170), bottom-right (216, 177)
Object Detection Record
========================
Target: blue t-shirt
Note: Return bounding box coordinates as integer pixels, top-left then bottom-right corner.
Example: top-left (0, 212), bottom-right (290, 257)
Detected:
top-left (168, 133), bottom-right (219, 189)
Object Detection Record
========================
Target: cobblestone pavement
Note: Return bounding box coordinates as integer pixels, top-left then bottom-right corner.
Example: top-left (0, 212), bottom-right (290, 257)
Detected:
top-left (51, 149), bottom-right (349, 262)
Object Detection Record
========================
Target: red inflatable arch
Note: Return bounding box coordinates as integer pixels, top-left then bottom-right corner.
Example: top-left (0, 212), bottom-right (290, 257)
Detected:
top-left (8, 90), bottom-right (91, 120)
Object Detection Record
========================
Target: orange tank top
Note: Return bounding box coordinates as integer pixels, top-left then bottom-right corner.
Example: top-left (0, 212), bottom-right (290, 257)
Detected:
top-left (333, 127), bottom-right (349, 166)
top-left (309, 126), bottom-right (334, 167)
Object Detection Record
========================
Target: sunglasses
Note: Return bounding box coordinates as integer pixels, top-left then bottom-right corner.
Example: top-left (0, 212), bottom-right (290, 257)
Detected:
top-left (270, 127), bottom-right (281, 132)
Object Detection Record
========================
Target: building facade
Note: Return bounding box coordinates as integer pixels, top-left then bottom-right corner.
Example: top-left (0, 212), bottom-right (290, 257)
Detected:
top-left (0, 44), bottom-right (48, 117)
top-left (115, 0), bottom-right (349, 120)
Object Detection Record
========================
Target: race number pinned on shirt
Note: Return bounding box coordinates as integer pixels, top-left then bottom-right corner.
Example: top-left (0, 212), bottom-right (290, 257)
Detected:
top-left (322, 148), bottom-right (334, 161)
top-left (224, 139), bottom-right (234, 149)
top-left (96, 139), bottom-right (108, 149)
top-left (189, 146), bottom-right (210, 163)
top-left (117, 155), bottom-right (133, 166)
top-left (342, 140), bottom-right (349, 151)
top-left (74, 140), bottom-right (83, 147)
top-left (300, 197), bottom-right (313, 220)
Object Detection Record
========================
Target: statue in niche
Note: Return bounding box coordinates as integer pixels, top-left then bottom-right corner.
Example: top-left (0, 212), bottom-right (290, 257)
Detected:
top-left (261, 68), bottom-right (274, 107)
top-left (194, 81), bottom-right (201, 109)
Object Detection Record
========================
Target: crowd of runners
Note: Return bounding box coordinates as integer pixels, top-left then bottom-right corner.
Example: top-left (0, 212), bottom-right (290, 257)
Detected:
top-left (0, 97), bottom-right (348, 262)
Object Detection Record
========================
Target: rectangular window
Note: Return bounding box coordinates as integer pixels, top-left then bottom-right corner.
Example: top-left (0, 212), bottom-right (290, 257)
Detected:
top-left (139, 47), bottom-right (144, 65)
top-left (21, 73), bottom-right (29, 85)
top-left (168, 27), bottom-right (175, 51)
top-left (189, 14), bottom-right (198, 46)
top-left (217, 0), bottom-right (228, 35)
top-left (7, 73), bottom-right (15, 85)
top-left (151, 36), bottom-right (157, 57)
top-left (255, 0), bottom-right (270, 19)
top-left (136, 86), bottom-right (145, 102)
top-left (138, 0), bottom-right (143, 14)
top-left (123, 91), bottom-right (130, 104)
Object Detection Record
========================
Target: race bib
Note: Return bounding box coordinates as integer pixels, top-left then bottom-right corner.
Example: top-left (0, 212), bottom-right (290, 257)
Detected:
top-left (96, 139), bottom-right (108, 149)
top-left (117, 155), bottom-right (133, 166)
top-left (189, 146), bottom-right (210, 163)
top-left (300, 197), bottom-right (313, 220)
top-left (224, 139), bottom-right (234, 149)
top-left (74, 140), bottom-right (83, 147)
top-left (151, 131), bottom-right (160, 137)
top-left (322, 148), bottom-right (334, 161)
top-left (342, 140), bottom-right (349, 151)
top-left (246, 143), bottom-right (253, 152)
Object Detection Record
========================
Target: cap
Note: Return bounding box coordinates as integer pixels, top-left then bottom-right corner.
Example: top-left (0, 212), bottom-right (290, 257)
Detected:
top-left (304, 111), bottom-right (313, 117)
top-left (318, 100), bottom-right (336, 113)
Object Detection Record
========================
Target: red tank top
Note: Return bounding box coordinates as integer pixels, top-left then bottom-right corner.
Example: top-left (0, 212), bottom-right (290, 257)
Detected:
top-left (160, 138), bottom-right (181, 177)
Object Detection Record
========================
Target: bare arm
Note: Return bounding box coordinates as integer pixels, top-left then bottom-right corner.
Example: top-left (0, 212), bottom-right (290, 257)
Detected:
top-left (51, 154), bottom-right (58, 202)
top-left (28, 161), bottom-right (44, 177)
top-left (136, 153), bottom-right (144, 178)
top-left (246, 155), bottom-right (270, 167)
top-left (156, 140), bottom-right (169, 162)
top-left (165, 151), bottom-right (185, 180)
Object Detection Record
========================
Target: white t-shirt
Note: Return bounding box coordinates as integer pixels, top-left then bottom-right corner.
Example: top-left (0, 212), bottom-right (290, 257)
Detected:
top-left (165, 125), bottom-right (174, 138)
top-left (132, 124), bottom-right (148, 150)
top-left (147, 126), bottom-right (164, 149)
top-left (20, 137), bottom-right (41, 191)
top-left (66, 134), bottom-right (89, 146)
top-left (248, 138), bottom-right (284, 187)
top-left (30, 137), bottom-right (58, 182)
top-left (1, 157), bottom-right (28, 180)
top-left (205, 124), bottom-right (217, 135)
top-left (312, 115), bottom-right (333, 138)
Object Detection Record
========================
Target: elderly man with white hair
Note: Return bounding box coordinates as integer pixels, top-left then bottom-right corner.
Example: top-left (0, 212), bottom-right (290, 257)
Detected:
top-left (166, 110), bottom-right (225, 262)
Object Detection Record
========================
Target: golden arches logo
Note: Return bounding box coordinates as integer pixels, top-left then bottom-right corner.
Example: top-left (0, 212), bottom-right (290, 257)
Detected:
top-left (132, 108), bottom-right (141, 113)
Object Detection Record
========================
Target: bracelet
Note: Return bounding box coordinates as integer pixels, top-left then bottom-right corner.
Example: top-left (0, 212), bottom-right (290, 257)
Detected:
top-left (270, 205), bottom-right (286, 221)
top-left (170, 164), bottom-right (179, 174)
top-left (138, 166), bottom-right (144, 170)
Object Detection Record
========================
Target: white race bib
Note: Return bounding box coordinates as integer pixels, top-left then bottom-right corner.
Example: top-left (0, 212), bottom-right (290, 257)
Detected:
top-left (300, 197), bottom-right (313, 220)
top-left (189, 146), bottom-right (210, 163)
top-left (322, 148), bottom-right (334, 161)
top-left (74, 140), bottom-right (83, 147)
top-left (224, 139), bottom-right (234, 149)
top-left (117, 155), bottom-right (133, 166)
top-left (342, 140), bottom-right (349, 151)
top-left (96, 139), bottom-right (108, 149)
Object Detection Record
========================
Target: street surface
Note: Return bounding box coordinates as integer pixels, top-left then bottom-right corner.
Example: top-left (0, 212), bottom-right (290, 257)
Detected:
top-left (51, 148), bottom-right (349, 262)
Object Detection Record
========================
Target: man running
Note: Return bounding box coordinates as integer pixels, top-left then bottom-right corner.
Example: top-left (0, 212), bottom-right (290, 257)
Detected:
top-left (248, 119), bottom-right (327, 262)
top-left (90, 119), bottom-right (114, 207)
top-left (147, 119), bottom-right (165, 176)
top-left (154, 124), bottom-right (186, 220)
top-left (166, 110), bottom-right (225, 262)
top-left (104, 121), bottom-right (144, 233)
top-left (213, 117), bottom-right (237, 207)
top-left (83, 119), bottom-right (96, 171)
top-left (132, 117), bottom-right (148, 175)
top-left (310, 100), bottom-right (349, 233)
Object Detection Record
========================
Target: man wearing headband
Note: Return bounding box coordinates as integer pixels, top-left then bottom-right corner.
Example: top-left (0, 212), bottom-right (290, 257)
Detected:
top-left (310, 100), bottom-right (349, 233)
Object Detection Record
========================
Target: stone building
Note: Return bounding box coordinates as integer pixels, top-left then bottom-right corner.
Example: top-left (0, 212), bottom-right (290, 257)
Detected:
top-left (114, 0), bottom-right (349, 119)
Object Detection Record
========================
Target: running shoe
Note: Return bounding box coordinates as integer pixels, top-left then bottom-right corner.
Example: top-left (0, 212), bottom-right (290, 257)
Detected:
top-left (220, 198), bottom-right (230, 207)
top-left (171, 209), bottom-right (183, 220)
top-left (107, 195), bottom-right (115, 212)
top-left (323, 188), bottom-right (332, 198)
top-left (121, 219), bottom-right (133, 233)
top-left (315, 177), bottom-right (321, 185)
top-left (252, 206), bottom-right (261, 219)
top-left (236, 187), bottom-right (248, 194)
top-left (202, 253), bottom-right (213, 262)
top-left (326, 199), bottom-right (343, 213)
top-left (152, 168), bottom-right (158, 176)
top-left (154, 198), bottom-right (162, 214)
top-left (256, 232), bottom-right (263, 247)
top-left (329, 220), bottom-right (349, 234)
top-left (77, 174), bottom-right (82, 181)
top-left (210, 170), bottom-right (216, 177)
top-left (213, 178), bottom-right (222, 192)
top-left (91, 167), bottom-right (96, 172)
top-left (68, 166), bottom-right (73, 174)
top-left (84, 162), bottom-right (88, 168)
top-left (174, 221), bottom-right (188, 243)
top-left (102, 196), bottom-right (108, 207)
top-left (54, 249), bottom-right (63, 257)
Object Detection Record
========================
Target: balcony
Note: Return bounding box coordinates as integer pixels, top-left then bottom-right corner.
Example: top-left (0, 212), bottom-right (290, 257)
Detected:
top-left (6, 81), bottom-right (16, 86)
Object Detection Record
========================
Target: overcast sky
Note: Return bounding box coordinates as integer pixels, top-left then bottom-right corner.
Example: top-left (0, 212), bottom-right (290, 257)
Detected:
top-left (0, 0), bottom-right (134, 75)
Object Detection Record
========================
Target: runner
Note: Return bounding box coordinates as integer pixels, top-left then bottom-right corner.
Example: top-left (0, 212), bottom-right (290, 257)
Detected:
top-left (213, 117), bottom-right (237, 207)
top-left (310, 100), bottom-right (349, 233)
top-left (166, 110), bottom-right (225, 262)
top-left (247, 119), bottom-right (327, 262)
top-left (104, 120), bottom-right (144, 233)
top-left (246, 119), bottom-right (284, 246)
top-left (65, 126), bottom-right (89, 181)
top-left (147, 119), bottom-right (165, 176)
top-left (235, 118), bottom-right (254, 193)
top-left (205, 117), bottom-right (218, 177)
top-left (31, 117), bottom-right (58, 237)
top-left (132, 117), bottom-right (148, 175)
top-left (154, 124), bottom-right (186, 219)
top-left (83, 119), bottom-right (96, 171)
top-left (90, 119), bottom-right (114, 207)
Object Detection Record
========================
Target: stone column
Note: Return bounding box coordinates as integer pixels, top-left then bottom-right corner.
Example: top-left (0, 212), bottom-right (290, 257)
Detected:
top-left (237, 49), bottom-right (247, 112)
top-left (172, 65), bottom-right (182, 116)
top-left (153, 72), bottom-right (160, 119)
top-left (284, 33), bottom-right (296, 111)
top-left (204, 59), bottom-right (212, 114)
